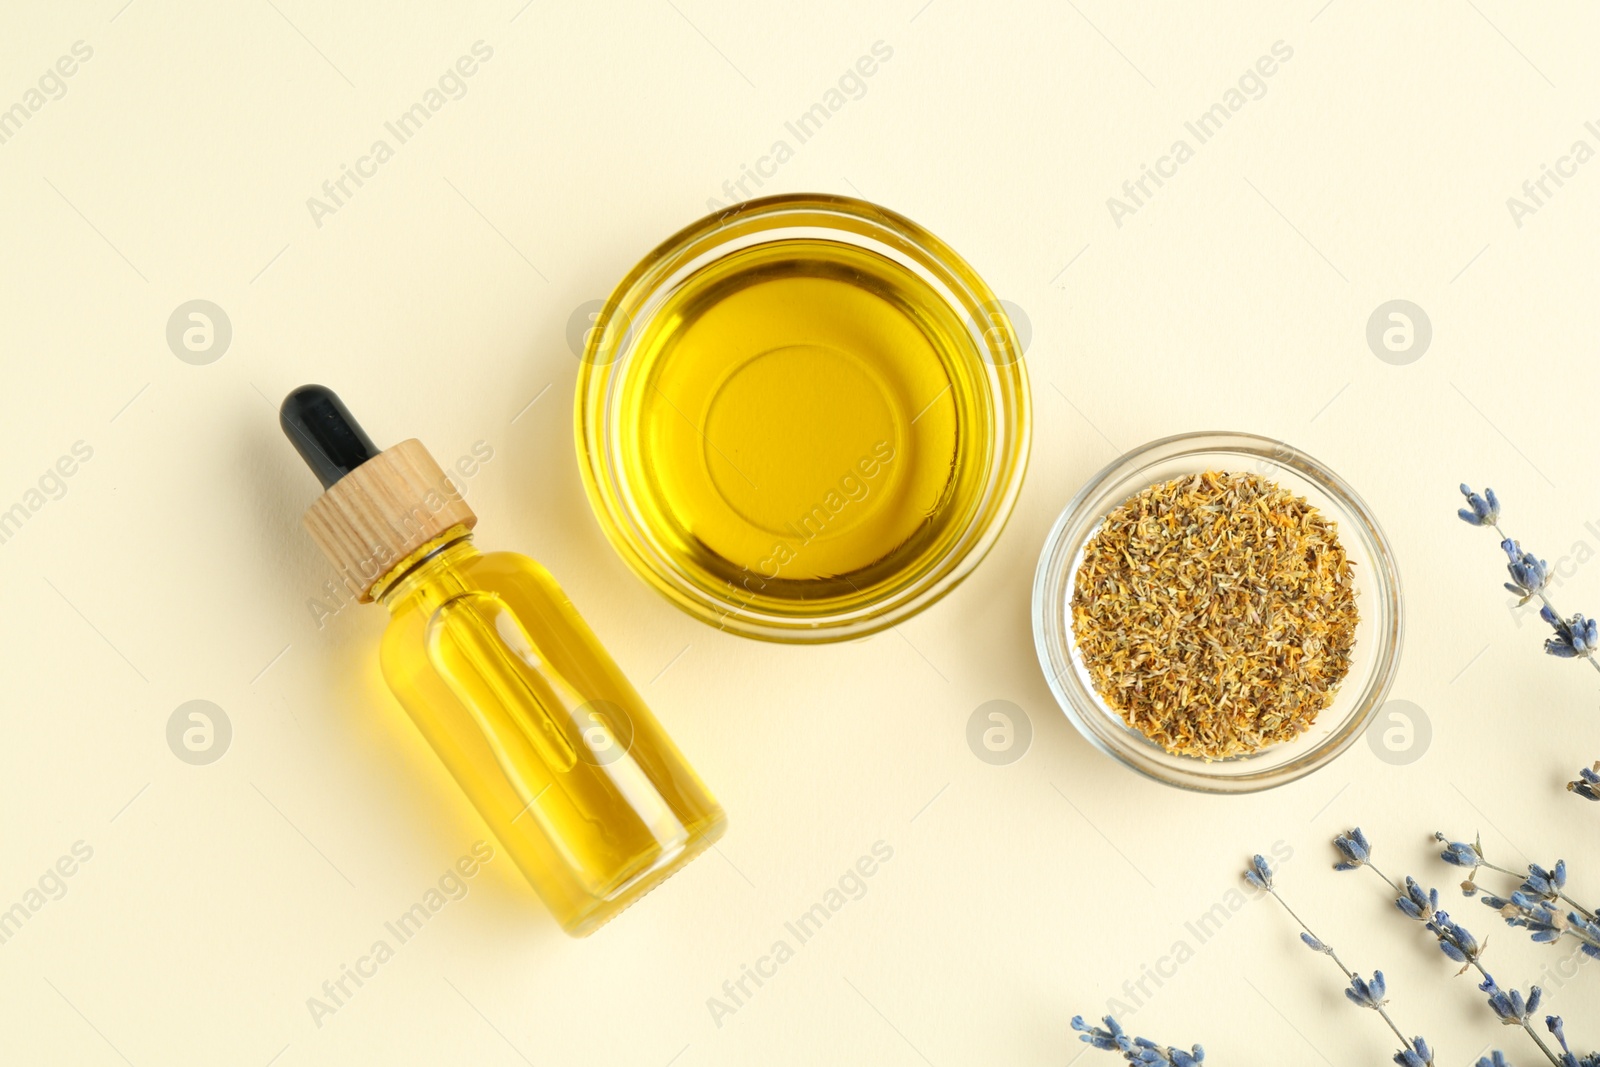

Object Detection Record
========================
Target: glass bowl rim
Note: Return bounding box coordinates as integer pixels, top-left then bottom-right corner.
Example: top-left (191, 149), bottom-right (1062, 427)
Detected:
top-left (574, 192), bottom-right (1032, 642)
top-left (1031, 430), bottom-right (1404, 794)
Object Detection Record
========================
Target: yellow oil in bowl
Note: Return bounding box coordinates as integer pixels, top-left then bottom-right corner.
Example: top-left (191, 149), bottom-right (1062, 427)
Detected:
top-left (577, 195), bottom-right (1030, 641)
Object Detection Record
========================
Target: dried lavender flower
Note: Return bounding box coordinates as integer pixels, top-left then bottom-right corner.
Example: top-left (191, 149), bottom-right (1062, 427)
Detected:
top-left (1481, 977), bottom-right (1542, 1026)
top-left (1346, 970), bottom-right (1389, 1009)
top-left (1541, 606), bottom-right (1600, 658)
top-left (1503, 539), bottom-right (1551, 600)
top-left (1396, 1038), bottom-right (1437, 1067)
top-left (1460, 484), bottom-right (1502, 526)
top-left (1334, 827), bottom-right (1372, 871)
top-left (1570, 764), bottom-right (1600, 802)
top-left (1434, 912), bottom-right (1481, 965)
top-left (1245, 853), bottom-right (1273, 890)
top-left (1395, 877), bottom-right (1442, 925)
top-left (1571, 912), bottom-right (1600, 958)
top-left (1438, 834), bottom-right (1485, 871)
top-left (1525, 862), bottom-right (1568, 902)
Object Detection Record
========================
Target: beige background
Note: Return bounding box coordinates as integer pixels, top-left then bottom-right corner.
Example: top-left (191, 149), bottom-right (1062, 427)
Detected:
top-left (3, 1), bottom-right (1598, 1064)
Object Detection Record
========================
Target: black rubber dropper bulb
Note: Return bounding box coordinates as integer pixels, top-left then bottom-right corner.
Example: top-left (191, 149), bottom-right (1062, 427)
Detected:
top-left (280, 385), bottom-right (381, 489)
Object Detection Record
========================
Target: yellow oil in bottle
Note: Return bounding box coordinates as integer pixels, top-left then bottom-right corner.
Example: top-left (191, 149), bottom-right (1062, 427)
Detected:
top-left (377, 530), bottom-right (725, 936)
top-left (617, 237), bottom-right (994, 616)
top-left (281, 385), bottom-right (725, 937)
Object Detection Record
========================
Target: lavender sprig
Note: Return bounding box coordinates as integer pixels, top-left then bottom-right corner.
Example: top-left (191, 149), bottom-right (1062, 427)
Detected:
top-left (1481, 895), bottom-right (1600, 963)
top-left (1334, 829), bottom-right (1567, 1067)
top-left (1438, 833), bottom-right (1600, 954)
top-left (1440, 833), bottom-right (1593, 918)
top-left (1245, 854), bottom-right (1424, 1063)
top-left (1457, 485), bottom-right (1600, 806)
top-left (1070, 1015), bottom-right (1204, 1066)
top-left (1457, 484), bottom-right (1600, 678)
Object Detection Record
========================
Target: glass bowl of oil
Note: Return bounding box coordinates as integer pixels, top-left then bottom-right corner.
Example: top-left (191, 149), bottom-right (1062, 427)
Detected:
top-left (1032, 432), bottom-right (1404, 793)
top-left (576, 194), bottom-right (1031, 642)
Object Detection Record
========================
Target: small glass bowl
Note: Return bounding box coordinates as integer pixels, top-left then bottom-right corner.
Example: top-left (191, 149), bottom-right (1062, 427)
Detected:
top-left (1032, 431), bottom-right (1403, 794)
top-left (575, 194), bottom-right (1031, 642)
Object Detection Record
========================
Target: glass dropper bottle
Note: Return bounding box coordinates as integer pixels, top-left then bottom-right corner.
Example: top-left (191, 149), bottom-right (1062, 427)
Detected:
top-left (281, 385), bottom-right (726, 936)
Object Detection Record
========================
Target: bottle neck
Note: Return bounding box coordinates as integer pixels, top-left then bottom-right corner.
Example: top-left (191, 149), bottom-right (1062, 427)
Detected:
top-left (373, 525), bottom-right (478, 612)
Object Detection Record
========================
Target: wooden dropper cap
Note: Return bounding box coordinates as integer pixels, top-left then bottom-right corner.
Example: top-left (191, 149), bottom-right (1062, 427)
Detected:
top-left (281, 385), bottom-right (477, 602)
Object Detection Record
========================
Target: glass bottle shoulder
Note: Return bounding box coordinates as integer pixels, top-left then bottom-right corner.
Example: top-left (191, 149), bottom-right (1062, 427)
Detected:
top-left (458, 548), bottom-right (562, 596)
top-left (379, 545), bottom-right (580, 662)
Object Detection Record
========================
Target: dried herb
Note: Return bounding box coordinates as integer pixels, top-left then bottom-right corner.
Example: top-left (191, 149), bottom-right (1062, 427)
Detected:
top-left (1071, 470), bottom-right (1357, 759)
